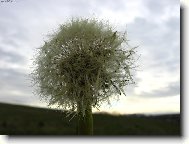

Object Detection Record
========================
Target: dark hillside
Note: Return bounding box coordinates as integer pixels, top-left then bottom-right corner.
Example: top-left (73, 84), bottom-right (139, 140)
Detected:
top-left (0, 103), bottom-right (180, 135)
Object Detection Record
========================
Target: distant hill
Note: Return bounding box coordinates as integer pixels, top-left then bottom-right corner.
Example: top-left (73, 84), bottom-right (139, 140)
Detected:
top-left (0, 102), bottom-right (180, 135)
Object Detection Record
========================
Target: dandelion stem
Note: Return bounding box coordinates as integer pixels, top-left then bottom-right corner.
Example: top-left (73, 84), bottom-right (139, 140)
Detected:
top-left (77, 102), bottom-right (93, 135)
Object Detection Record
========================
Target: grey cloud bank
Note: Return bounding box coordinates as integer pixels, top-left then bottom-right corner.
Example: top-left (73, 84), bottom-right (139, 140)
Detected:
top-left (0, 0), bottom-right (180, 114)
top-left (137, 81), bottom-right (180, 97)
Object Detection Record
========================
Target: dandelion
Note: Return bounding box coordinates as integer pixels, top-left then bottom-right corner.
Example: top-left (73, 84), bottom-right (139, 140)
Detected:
top-left (31, 18), bottom-right (137, 135)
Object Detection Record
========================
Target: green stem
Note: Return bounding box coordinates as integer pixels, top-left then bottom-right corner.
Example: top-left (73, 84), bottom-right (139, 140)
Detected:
top-left (77, 103), bottom-right (93, 135)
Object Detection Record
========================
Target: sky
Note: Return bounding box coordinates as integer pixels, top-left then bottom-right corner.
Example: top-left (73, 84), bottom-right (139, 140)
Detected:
top-left (0, 0), bottom-right (180, 114)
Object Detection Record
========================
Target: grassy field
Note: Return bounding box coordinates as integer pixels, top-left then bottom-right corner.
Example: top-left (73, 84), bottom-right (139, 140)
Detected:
top-left (0, 102), bottom-right (180, 136)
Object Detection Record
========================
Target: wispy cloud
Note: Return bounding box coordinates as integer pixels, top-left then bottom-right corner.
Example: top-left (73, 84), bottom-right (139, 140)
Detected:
top-left (0, 0), bottom-right (180, 114)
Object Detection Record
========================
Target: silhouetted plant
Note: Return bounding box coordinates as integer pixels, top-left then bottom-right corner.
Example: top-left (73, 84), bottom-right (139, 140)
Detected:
top-left (32, 18), bottom-right (137, 135)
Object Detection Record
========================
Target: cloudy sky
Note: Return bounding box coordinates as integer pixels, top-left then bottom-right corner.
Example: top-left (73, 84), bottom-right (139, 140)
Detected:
top-left (0, 0), bottom-right (180, 114)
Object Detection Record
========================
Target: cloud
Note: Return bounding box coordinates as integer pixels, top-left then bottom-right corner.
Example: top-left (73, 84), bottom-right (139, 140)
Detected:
top-left (127, 15), bottom-right (179, 65)
top-left (0, 0), bottom-right (180, 114)
top-left (141, 0), bottom-right (180, 24)
top-left (146, 0), bottom-right (179, 15)
top-left (0, 48), bottom-right (25, 64)
top-left (0, 68), bottom-right (37, 105)
top-left (0, 69), bottom-right (31, 93)
top-left (99, 94), bottom-right (180, 114)
top-left (136, 81), bottom-right (180, 97)
top-left (125, 1), bottom-right (180, 99)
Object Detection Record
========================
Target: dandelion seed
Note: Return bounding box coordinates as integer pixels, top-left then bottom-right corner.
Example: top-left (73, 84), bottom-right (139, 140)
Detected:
top-left (31, 17), bottom-right (138, 135)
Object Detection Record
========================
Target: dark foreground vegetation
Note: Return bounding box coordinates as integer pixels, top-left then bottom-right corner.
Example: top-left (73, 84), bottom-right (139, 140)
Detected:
top-left (0, 103), bottom-right (180, 135)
